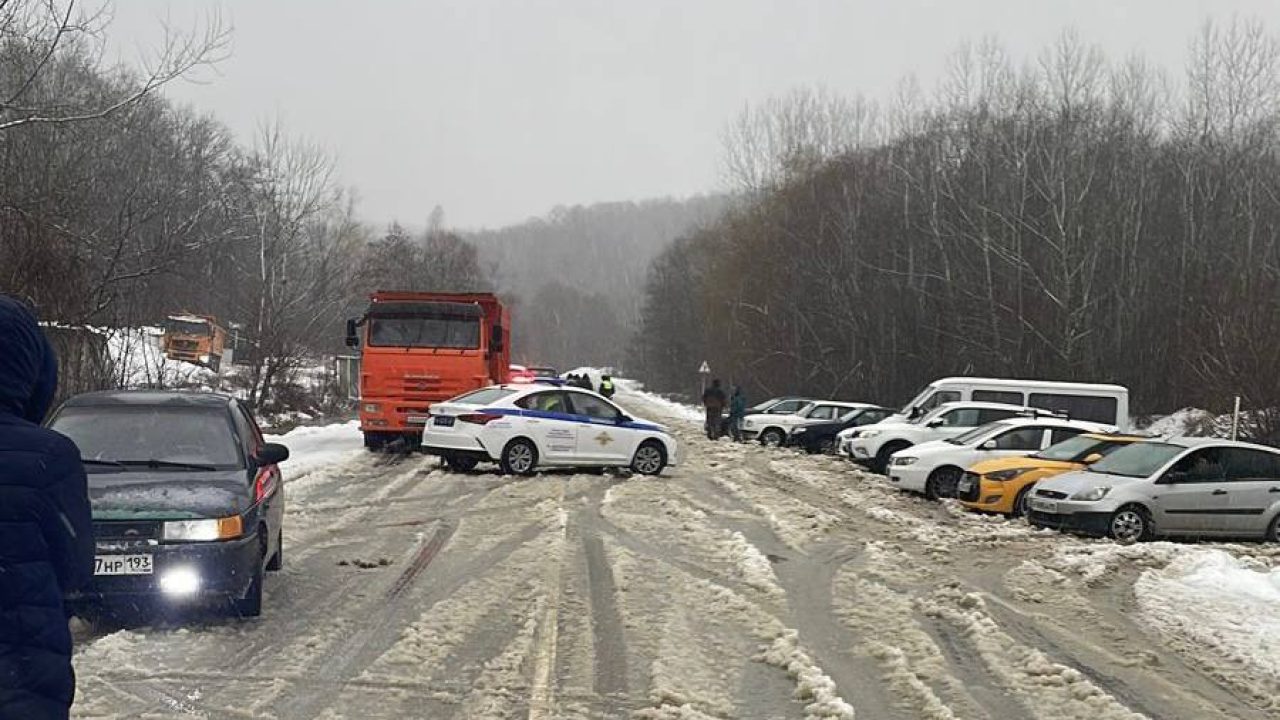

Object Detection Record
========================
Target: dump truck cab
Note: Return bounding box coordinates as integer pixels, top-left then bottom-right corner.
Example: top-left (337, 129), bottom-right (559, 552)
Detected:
top-left (162, 314), bottom-right (227, 371)
top-left (346, 291), bottom-right (511, 449)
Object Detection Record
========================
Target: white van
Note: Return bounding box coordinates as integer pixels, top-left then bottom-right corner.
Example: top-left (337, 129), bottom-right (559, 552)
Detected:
top-left (891, 377), bottom-right (1131, 431)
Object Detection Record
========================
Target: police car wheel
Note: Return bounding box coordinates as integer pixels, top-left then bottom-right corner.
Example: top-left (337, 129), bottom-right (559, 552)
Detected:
top-left (631, 441), bottom-right (667, 476)
top-left (501, 439), bottom-right (539, 476)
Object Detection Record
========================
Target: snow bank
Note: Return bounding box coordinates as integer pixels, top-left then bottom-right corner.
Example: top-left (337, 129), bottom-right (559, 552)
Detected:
top-left (1136, 549), bottom-right (1280, 680)
top-left (265, 420), bottom-right (363, 483)
top-left (616, 378), bottom-right (703, 425)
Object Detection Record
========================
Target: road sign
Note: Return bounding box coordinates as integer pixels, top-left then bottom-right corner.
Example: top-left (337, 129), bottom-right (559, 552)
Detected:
top-left (698, 361), bottom-right (711, 374)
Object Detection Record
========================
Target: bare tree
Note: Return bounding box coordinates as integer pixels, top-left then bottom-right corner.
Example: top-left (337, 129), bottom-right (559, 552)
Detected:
top-left (0, 0), bottom-right (229, 133)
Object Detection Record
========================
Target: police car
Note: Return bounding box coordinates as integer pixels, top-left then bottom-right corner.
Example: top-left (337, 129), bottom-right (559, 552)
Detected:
top-left (421, 385), bottom-right (677, 475)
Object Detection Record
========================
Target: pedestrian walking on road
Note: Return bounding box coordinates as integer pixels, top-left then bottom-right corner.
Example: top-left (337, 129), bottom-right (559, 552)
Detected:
top-left (702, 378), bottom-right (727, 440)
top-left (728, 385), bottom-right (747, 442)
top-left (0, 296), bottom-right (94, 720)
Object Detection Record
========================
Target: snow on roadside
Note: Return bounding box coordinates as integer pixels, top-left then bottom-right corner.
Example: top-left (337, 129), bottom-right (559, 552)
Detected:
top-left (758, 630), bottom-right (856, 720)
top-left (1136, 549), bottom-right (1280, 696)
top-left (616, 378), bottom-right (703, 425)
top-left (263, 415), bottom-right (366, 499)
top-left (265, 420), bottom-right (364, 491)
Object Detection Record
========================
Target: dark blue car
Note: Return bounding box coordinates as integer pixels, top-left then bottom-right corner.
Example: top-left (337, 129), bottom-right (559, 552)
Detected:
top-left (50, 391), bottom-right (287, 617)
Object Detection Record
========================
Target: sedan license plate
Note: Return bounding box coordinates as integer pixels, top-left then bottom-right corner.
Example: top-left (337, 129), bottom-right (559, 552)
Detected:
top-left (433, 416), bottom-right (455, 427)
top-left (1029, 499), bottom-right (1058, 514)
top-left (95, 554), bottom-right (153, 576)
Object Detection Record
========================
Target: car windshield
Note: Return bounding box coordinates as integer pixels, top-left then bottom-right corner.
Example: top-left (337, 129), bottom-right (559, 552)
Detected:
top-left (947, 421), bottom-right (1010, 445)
top-left (50, 405), bottom-right (241, 470)
top-left (1088, 442), bottom-right (1183, 478)
top-left (750, 398), bottom-right (784, 413)
top-left (1032, 435), bottom-right (1109, 462)
top-left (450, 387), bottom-right (518, 405)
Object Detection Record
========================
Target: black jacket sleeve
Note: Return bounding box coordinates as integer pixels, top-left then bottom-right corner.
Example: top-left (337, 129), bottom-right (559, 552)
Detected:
top-left (39, 438), bottom-right (94, 593)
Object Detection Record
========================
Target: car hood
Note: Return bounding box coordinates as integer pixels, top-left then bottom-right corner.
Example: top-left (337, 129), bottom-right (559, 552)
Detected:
top-left (968, 456), bottom-right (1079, 476)
top-left (792, 420), bottom-right (841, 433)
top-left (1035, 469), bottom-right (1141, 495)
top-left (88, 470), bottom-right (251, 520)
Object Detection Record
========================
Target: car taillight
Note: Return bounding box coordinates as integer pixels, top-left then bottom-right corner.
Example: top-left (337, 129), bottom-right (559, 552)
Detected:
top-left (458, 413), bottom-right (502, 425)
top-left (254, 466), bottom-right (279, 502)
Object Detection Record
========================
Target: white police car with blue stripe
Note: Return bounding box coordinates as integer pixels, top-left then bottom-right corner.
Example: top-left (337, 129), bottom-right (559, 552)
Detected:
top-left (421, 384), bottom-right (677, 475)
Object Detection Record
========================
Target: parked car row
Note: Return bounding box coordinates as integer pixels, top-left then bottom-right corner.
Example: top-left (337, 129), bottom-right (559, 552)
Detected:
top-left (747, 375), bottom-right (1280, 543)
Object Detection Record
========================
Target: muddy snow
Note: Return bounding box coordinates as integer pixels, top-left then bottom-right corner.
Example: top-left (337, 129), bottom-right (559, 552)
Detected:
top-left (70, 386), bottom-right (1280, 719)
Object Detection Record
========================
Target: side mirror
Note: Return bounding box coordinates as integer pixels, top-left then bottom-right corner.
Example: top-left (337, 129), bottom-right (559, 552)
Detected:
top-left (492, 325), bottom-right (505, 353)
top-left (1081, 453), bottom-right (1104, 465)
top-left (908, 406), bottom-right (921, 419)
top-left (1158, 470), bottom-right (1189, 485)
top-left (616, 414), bottom-right (633, 424)
top-left (344, 318), bottom-right (359, 348)
top-left (926, 419), bottom-right (943, 428)
top-left (980, 439), bottom-right (997, 450)
top-left (255, 443), bottom-right (290, 466)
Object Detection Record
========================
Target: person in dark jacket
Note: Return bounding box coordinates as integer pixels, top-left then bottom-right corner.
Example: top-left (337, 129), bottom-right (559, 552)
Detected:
top-left (0, 296), bottom-right (94, 720)
top-left (701, 379), bottom-right (727, 440)
top-left (727, 386), bottom-right (747, 442)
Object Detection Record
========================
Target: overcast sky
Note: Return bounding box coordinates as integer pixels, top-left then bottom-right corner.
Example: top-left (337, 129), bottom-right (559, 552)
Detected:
top-left (108, 0), bottom-right (1280, 229)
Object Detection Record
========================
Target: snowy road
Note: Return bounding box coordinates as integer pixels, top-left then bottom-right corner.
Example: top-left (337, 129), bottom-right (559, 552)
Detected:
top-left (71, 388), bottom-right (1280, 719)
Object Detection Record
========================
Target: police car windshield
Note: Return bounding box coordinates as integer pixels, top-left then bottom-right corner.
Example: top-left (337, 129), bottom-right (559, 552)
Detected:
top-left (451, 387), bottom-right (518, 405)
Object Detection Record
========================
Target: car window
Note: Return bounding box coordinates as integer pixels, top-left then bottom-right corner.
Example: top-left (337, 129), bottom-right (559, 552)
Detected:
top-left (232, 403), bottom-right (264, 454)
top-left (517, 391), bottom-right (570, 414)
top-left (769, 400), bottom-right (805, 414)
top-left (807, 405), bottom-right (837, 420)
top-left (1167, 448), bottom-right (1228, 483)
top-left (976, 408), bottom-right (1019, 425)
top-left (939, 408), bottom-right (981, 427)
top-left (918, 391), bottom-right (961, 414)
top-left (1028, 393), bottom-right (1118, 425)
top-left (972, 390), bottom-right (1024, 405)
top-left (1050, 428), bottom-right (1085, 445)
top-left (1222, 448), bottom-right (1280, 482)
top-left (567, 392), bottom-right (622, 421)
top-left (991, 426), bottom-right (1046, 450)
top-left (50, 405), bottom-right (243, 469)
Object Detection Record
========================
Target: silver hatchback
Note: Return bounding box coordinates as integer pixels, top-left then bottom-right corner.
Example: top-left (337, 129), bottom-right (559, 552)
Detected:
top-left (1027, 437), bottom-right (1280, 543)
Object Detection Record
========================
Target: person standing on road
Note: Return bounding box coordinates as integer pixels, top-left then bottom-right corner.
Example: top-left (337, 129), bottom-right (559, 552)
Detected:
top-left (599, 375), bottom-right (616, 399)
top-left (701, 379), bottom-right (727, 440)
top-left (0, 296), bottom-right (94, 720)
top-left (728, 385), bottom-right (747, 442)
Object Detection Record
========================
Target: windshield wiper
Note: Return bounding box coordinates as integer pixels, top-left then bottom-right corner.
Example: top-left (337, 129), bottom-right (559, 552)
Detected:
top-left (116, 459), bottom-right (219, 471)
top-left (81, 458), bottom-right (126, 468)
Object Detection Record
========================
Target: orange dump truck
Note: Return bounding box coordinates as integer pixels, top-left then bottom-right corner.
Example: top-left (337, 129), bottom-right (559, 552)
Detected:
top-left (346, 291), bottom-right (512, 449)
top-left (162, 314), bottom-right (227, 371)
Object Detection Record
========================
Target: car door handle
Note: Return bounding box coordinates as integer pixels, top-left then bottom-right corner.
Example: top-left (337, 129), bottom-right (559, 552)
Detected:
top-left (1211, 489), bottom-right (1228, 495)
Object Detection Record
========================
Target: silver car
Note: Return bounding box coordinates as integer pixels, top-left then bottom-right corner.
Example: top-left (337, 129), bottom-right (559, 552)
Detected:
top-left (1027, 437), bottom-right (1280, 543)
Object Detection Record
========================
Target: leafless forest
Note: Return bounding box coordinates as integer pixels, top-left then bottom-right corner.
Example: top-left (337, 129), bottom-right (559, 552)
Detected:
top-left (638, 24), bottom-right (1280, 439)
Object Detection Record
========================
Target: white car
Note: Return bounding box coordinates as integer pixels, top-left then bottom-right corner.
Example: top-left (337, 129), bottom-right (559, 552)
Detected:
top-left (742, 401), bottom-right (874, 446)
top-left (421, 385), bottom-right (677, 475)
top-left (839, 401), bottom-right (1059, 473)
top-left (886, 417), bottom-right (1113, 499)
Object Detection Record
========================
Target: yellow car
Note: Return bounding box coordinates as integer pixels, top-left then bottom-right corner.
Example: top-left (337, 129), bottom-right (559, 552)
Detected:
top-left (957, 433), bottom-right (1148, 516)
